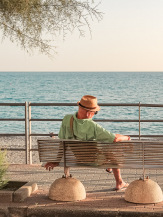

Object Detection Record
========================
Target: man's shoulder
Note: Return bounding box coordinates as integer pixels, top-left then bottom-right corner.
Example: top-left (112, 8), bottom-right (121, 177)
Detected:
top-left (62, 114), bottom-right (73, 123)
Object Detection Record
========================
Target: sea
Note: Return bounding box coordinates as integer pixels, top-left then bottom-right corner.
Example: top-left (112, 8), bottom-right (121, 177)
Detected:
top-left (0, 71), bottom-right (163, 136)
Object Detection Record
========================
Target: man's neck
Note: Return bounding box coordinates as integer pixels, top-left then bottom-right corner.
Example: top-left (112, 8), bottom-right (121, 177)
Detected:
top-left (77, 112), bottom-right (87, 119)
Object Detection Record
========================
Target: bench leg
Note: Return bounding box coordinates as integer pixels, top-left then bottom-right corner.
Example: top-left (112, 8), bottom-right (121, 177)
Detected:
top-left (64, 166), bottom-right (71, 178)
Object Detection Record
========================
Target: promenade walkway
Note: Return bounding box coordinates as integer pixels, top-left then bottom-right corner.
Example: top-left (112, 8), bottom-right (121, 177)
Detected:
top-left (0, 164), bottom-right (163, 217)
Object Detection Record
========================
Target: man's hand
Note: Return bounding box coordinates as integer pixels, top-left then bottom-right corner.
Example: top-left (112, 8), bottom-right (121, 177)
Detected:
top-left (44, 162), bottom-right (59, 171)
top-left (114, 134), bottom-right (130, 142)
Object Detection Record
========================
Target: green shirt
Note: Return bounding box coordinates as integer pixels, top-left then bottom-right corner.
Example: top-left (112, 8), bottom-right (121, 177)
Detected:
top-left (58, 112), bottom-right (115, 143)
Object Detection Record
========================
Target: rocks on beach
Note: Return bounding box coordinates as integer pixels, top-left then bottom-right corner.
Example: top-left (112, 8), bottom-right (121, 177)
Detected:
top-left (0, 136), bottom-right (46, 164)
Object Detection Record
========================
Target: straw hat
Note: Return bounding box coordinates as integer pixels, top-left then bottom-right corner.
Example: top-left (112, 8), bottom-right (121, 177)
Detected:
top-left (77, 95), bottom-right (100, 112)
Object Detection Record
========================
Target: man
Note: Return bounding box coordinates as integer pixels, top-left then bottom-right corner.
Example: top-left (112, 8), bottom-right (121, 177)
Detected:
top-left (45, 95), bottom-right (130, 190)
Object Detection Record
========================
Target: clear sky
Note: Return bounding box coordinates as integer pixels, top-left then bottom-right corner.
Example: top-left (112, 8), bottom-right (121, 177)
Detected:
top-left (0, 0), bottom-right (163, 72)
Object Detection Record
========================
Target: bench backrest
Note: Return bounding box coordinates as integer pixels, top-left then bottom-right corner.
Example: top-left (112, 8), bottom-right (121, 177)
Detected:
top-left (38, 139), bottom-right (163, 169)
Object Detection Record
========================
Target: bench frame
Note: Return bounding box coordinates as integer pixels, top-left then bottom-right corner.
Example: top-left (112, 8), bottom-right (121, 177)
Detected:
top-left (38, 139), bottom-right (163, 179)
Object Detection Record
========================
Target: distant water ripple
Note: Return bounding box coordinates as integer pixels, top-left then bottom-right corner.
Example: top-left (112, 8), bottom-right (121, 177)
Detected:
top-left (0, 72), bottom-right (162, 135)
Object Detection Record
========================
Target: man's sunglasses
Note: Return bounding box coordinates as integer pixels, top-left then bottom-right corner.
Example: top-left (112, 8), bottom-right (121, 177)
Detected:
top-left (79, 103), bottom-right (98, 115)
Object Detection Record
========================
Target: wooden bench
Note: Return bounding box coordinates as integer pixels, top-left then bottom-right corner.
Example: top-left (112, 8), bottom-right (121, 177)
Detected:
top-left (38, 139), bottom-right (163, 179)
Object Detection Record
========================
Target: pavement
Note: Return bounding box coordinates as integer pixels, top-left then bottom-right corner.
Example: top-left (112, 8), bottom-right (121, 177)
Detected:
top-left (0, 164), bottom-right (163, 217)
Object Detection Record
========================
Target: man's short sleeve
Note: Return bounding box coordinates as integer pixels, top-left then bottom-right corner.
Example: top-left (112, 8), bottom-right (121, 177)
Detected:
top-left (58, 121), bottom-right (65, 139)
top-left (58, 114), bottom-right (73, 139)
top-left (95, 123), bottom-right (115, 143)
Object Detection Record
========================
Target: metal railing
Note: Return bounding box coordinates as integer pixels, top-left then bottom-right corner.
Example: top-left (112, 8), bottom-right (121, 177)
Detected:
top-left (0, 102), bottom-right (28, 164)
top-left (28, 102), bottom-right (163, 164)
top-left (0, 102), bottom-right (163, 164)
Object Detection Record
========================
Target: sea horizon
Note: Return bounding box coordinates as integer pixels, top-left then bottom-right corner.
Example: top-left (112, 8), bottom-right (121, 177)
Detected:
top-left (0, 71), bottom-right (162, 135)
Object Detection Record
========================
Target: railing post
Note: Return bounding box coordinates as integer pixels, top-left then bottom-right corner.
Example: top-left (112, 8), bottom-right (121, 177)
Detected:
top-left (25, 102), bottom-right (28, 164)
top-left (28, 102), bottom-right (32, 164)
top-left (139, 102), bottom-right (141, 140)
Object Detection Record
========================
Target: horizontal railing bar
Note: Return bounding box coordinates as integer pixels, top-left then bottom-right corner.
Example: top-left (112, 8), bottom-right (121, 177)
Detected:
top-left (100, 103), bottom-right (163, 107)
top-left (0, 134), bottom-right (25, 136)
top-left (29, 103), bottom-right (77, 106)
top-left (29, 102), bottom-right (163, 107)
top-left (30, 133), bottom-right (163, 138)
top-left (0, 119), bottom-right (25, 121)
top-left (100, 103), bottom-right (139, 106)
top-left (138, 135), bottom-right (163, 138)
top-left (1, 118), bottom-right (162, 123)
top-left (30, 119), bottom-right (62, 121)
top-left (30, 133), bottom-right (58, 136)
top-left (139, 120), bottom-right (163, 122)
top-left (94, 119), bottom-right (163, 123)
top-left (1, 148), bottom-right (26, 151)
top-left (29, 118), bottom-right (163, 122)
top-left (140, 104), bottom-right (163, 107)
top-left (0, 103), bottom-right (25, 106)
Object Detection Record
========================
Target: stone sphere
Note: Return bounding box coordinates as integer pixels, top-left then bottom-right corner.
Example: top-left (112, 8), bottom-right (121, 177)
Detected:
top-left (49, 177), bottom-right (86, 201)
top-left (125, 178), bottom-right (163, 204)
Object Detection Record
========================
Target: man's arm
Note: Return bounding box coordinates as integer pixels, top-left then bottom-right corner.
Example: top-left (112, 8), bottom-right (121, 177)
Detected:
top-left (44, 143), bottom-right (64, 171)
top-left (44, 140), bottom-right (64, 171)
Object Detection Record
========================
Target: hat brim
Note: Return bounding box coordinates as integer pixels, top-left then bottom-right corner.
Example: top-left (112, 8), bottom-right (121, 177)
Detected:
top-left (77, 101), bottom-right (100, 112)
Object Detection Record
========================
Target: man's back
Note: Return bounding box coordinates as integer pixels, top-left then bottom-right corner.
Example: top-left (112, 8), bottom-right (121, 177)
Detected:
top-left (58, 112), bottom-right (115, 143)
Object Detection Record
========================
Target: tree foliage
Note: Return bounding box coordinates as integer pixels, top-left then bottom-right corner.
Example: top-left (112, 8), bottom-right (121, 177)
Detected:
top-left (0, 149), bottom-right (8, 189)
top-left (0, 0), bottom-right (102, 56)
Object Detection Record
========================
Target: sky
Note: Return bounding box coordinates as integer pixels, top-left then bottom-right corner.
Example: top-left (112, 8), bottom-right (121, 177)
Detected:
top-left (0, 0), bottom-right (163, 72)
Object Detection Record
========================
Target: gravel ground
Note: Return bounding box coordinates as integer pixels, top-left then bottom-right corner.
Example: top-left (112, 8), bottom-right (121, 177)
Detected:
top-left (0, 136), bottom-right (47, 164)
